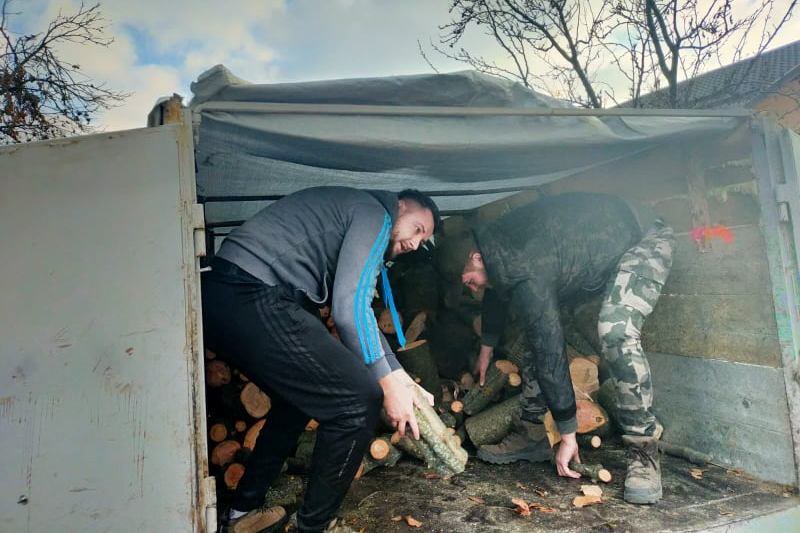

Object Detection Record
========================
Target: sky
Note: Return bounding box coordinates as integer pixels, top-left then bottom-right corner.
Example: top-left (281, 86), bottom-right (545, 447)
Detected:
top-left (9, 0), bottom-right (800, 132)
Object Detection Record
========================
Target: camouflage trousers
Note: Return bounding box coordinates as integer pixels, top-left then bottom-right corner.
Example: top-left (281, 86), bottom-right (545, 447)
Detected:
top-left (520, 220), bottom-right (674, 437)
top-left (597, 220), bottom-right (674, 437)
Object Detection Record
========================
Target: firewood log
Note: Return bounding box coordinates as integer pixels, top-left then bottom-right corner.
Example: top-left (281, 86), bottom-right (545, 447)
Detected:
top-left (240, 382), bottom-right (271, 418)
top-left (209, 422), bottom-right (229, 443)
top-left (464, 394), bottom-right (521, 447)
top-left (396, 340), bottom-right (440, 401)
top-left (403, 311), bottom-right (427, 345)
top-left (224, 463), bottom-right (246, 489)
top-left (461, 359), bottom-right (516, 415)
top-left (412, 387), bottom-right (469, 475)
top-left (356, 436), bottom-right (403, 479)
top-left (569, 461), bottom-right (612, 483)
top-left (543, 400), bottom-right (610, 445)
top-left (205, 359), bottom-right (231, 388)
top-left (243, 419), bottom-right (265, 451)
top-left (211, 440), bottom-right (241, 467)
top-left (577, 434), bottom-right (602, 449)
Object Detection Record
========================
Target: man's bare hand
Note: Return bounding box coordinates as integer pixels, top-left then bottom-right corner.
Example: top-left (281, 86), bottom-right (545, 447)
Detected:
top-left (472, 344), bottom-right (494, 386)
top-left (379, 369), bottom-right (429, 440)
top-left (555, 432), bottom-right (581, 478)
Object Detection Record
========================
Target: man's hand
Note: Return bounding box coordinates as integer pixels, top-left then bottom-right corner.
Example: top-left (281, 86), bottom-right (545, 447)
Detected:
top-left (379, 369), bottom-right (433, 440)
top-left (555, 432), bottom-right (581, 478)
top-left (472, 344), bottom-right (494, 386)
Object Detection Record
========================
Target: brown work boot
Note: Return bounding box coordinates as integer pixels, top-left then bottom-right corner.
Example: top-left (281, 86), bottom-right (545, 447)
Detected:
top-left (622, 435), bottom-right (662, 504)
top-left (226, 505), bottom-right (288, 533)
top-left (477, 416), bottom-right (552, 464)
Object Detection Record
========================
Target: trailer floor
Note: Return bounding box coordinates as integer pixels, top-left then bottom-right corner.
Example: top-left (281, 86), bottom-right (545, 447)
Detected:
top-left (337, 440), bottom-right (798, 532)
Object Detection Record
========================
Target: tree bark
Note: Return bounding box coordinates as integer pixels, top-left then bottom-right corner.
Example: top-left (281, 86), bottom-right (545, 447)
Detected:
top-left (397, 340), bottom-right (440, 401)
top-left (464, 394), bottom-right (521, 446)
top-left (461, 359), bottom-right (516, 415)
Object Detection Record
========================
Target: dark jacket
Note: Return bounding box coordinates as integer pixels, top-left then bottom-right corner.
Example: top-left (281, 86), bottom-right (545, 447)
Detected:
top-left (476, 193), bottom-right (641, 432)
top-left (217, 186), bottom-right (402, 380)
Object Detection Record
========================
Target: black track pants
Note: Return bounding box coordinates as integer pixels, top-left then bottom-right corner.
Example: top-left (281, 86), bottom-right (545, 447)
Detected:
top-left (202, 259), bottom-right (382, 532)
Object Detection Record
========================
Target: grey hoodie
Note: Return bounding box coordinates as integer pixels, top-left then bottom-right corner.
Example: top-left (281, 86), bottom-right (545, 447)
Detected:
top-left (217, 186), bottom-right (401, 380)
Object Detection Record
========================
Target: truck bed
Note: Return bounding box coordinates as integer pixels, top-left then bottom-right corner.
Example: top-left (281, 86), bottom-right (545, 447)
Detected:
top-left (338, 439), bottom-right (798, 532)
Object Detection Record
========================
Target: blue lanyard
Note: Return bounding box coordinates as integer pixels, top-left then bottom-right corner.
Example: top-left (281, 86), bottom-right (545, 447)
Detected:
top-left (380, 264), bottom-right (406, 348)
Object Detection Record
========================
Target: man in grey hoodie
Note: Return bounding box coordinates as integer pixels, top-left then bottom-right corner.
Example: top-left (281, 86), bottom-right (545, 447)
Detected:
top-left (202, 186), bottom-right (441, 532)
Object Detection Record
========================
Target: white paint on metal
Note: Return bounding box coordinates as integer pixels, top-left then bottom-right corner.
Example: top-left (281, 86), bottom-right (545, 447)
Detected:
top-left (0, 122), bottom-right (205, 531)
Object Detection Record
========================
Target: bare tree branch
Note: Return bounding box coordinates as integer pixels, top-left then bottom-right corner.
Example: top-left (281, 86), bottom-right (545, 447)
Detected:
top-left (1, 0), bottom-right (128, 143)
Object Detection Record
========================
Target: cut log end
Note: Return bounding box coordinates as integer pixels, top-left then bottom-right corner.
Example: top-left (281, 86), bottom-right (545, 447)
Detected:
top-left (211, 440), bottom-right (241, 467)
top-left (590, 435), bottom-right (601, 448)
top-left (370, 438), bottom-right (391, 460)
top-left (234, 420), bottom-right (247, 433)
top-left (243, 419), bottom-right (266, 450)
top-left (224, 463), bottom-right (246, 489)
top-left (205, 360), bottom-right (232, 388)
top-left (507, 372), bottom-right (522, 387)
top-left (459, 372), bottom-right (475, 389)
top-left (209, 423), bottom-right (228, 443)
top-left (305, 419), bottom-right (319, 432)
top-left (494, 359), bottom-right (519, 375)
top-left (598, 469), bottom-right (612, 483)
top-left (450, 400), bottom-right (464, 414)
top-left (390, 431), bottom-right (402, 445)
top-left (241, 382), bottom-right (271, 418)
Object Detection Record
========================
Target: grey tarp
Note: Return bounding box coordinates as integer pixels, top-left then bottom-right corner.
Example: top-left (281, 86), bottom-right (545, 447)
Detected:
top-left (190, 65), bottom-right (746, 229)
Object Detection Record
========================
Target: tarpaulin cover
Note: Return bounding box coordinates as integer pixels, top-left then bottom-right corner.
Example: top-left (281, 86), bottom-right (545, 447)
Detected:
top-left (190, 65), bottom-right (746, 228)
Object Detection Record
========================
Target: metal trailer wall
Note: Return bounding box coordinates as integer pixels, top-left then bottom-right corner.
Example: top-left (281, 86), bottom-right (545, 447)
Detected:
top-left (196, 67), bottom-right (800, 488)
top-left (0, 119), bottom-right (212, 531)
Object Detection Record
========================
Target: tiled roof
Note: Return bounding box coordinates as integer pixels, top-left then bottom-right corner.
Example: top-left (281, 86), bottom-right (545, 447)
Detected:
top-left (618, 40), bottom-right (800, 109)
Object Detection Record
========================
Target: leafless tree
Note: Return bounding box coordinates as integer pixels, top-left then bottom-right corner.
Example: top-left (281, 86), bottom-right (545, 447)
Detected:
top-left (433, 0), bottom-right (798, 108)
top-left (1, 1), bottom-right (128, 144)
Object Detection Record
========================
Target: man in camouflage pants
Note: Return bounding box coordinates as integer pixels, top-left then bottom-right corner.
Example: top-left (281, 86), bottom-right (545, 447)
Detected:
top-left (451, 192), bottom-right (674, 504)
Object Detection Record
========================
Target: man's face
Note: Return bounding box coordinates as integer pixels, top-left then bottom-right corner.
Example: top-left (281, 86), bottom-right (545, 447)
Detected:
top-left (389, 202), bottom-right (434, 258)
top-left (461, 252), bottom-right (489, 294)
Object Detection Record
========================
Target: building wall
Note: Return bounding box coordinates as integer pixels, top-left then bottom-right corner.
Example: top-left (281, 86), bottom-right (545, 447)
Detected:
top-left (756, 78), bottom-right (800, 133)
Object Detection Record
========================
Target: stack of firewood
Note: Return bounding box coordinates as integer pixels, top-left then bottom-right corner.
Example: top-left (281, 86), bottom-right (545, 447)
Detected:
top-left (203, 293), bottom-right (609, 513)
top-left (384, 316), bottom-right (611, 455)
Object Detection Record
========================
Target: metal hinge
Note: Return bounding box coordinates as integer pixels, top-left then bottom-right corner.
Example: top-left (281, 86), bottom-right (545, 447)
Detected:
top-left (191, 203), bottom-right (207, 258)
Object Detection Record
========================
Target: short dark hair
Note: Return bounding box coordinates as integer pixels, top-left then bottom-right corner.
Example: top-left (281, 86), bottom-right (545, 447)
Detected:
top-left (398, 189), bottom-right (442, 234)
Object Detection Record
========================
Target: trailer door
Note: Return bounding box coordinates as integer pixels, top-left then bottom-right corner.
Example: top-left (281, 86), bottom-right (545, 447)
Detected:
top-left (0, 115), bottom-right (211, 531)
top-left (754, 120), bottom-right (800, 488)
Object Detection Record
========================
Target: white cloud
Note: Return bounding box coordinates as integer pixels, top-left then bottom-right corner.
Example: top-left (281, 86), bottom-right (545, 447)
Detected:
top-left (11, 0), bottom-right (800, 132)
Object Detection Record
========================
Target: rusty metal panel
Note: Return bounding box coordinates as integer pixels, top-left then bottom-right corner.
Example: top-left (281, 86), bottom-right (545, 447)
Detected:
top-left (0, 122), bottom-right (206, 531)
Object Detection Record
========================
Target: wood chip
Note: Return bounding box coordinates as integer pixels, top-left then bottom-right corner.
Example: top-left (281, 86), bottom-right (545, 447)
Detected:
top-left (423, 472), bottom-right (440, 480)
top-left (573, 495), bottom-right (603, 508)
top-left (690, 468), bottom-right (706, 480)
top-left (405, 515), bottom-right (423, 528)
top-left (534, 487), bottom-right (549, 497)
top-left (515, 481), bottom-right (527, 490)
top-left (511, 497), bottom-right (531, 517)
top-left (529, 502), bottom-right (557, 513)
top-left (390, 515), bottom-right (403, 522)
top-left (468, 495), bottom-right (486, 504)
top-left (581, 485), bottom-right (603, 498)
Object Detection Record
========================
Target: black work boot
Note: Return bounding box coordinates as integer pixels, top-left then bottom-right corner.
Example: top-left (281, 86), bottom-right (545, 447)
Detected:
top-left (477, 416), bottom-right (552, 464)
top-left (622, 435), bottom-right (662, 504)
